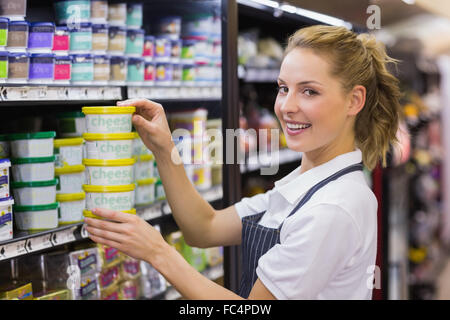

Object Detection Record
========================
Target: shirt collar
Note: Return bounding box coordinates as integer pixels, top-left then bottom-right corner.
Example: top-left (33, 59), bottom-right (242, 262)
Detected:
top-left (274, 148), bottom-right (363, 204)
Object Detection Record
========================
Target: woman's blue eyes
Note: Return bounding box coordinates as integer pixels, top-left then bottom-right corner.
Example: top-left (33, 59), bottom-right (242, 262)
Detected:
top-left (276, 86), bottom-right (318, 96)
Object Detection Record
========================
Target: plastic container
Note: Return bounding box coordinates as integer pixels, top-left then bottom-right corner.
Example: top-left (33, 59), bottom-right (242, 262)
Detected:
top-left (109, 55), bottom-right (127, 83)
top-left (7, 52), bottom-right (29, 82)
top-left (9, 131), bottom-right (55, 158)
top-left (182, 13), bottom-right (213, 40)
top-left (170, 38), bottom-right (181, 63)
top-left (172, 63), bottom-right (182, 85)
top-left (13, 202), bottom-right (59, 231)
top-left (93, 55), bottom-right (109, 83)
top-left (134, 154), bottom-right (154, 180)
top-left (142, 35), bottom-right (154, 60)
top-left (53, 55), bottom-right (71, 82)
top-left (108, 3), bottom-right (126, 26)
top-left (70, 54), bottom-right (93, 83)
top-left (154, 35), bottom-right (171, 62)
top-left (0, 17), bottom-right (7, 48)
top-left (125, 28), bottom-right (144, 56)
top-left (83, 133), bottom-right (134, 160)
top-left (28, 53), bottom-right (54, 83)
top-left (144, 61), bottom-right (155, 83)
top-left (126, 3), bottom-right (142, 29)
top-left (155, 62), bottom-right (172, 85)
top-left (0, 196), bottom-right (13, 241)
top-left (108, 26), bottom-right (126, 54)
top-left (91, 0), bottom-right (108, 23)
top-left (69, 22), bottom-right (92, 53)
top-left (83, 207), bottom-right (135, 220)
top-left (28, 22), bottom-right (55, 53)
top-left (56, 111), bottom-right (86, 138)
top-left (92, 24), bottom-right (108, 53)
top-left (11, 155), bottom-right (56, 182)
top-left (7, 21), bottom-right (28, 51)
top-left (0, 51), bottom-right (7, 82)
top-left (83, 184), bottom-right (135, 212)
top-left (54, 137), bottom-right (83, 167)
top-left (55, 164), bottom-right (85, 194)
top-left (131, 132), bottom-right (150, 156)
top-left (0, 134), bottom-right (10, 158)
top-left (135, 178), bottom-right (156, 206)
top-left (127, 57), bottom-right (144, 83)
top-left (182, 63), bottom-right (195, 83)
top-left (0, 0), bottom-right (26, 20)
top-left (56, 192), bottom-right (86, 224)
top-left (54, 0), bottom-right (90, 25)
top-left (170, 109), bottom-right (208, 137)
top-left (156, 16), bottom-right (181, 40)
top-left (11, 179), bottom-right (58, 206)
top-left (0, 158), bottom-right (11, 200)
top-left (52, 26), bottom-right (69, 54)
top-left (83, 158), bottom-right (135, 186)
top-left (181, 39), bottom-right (196, 62)
top-left (82, 106), bottom-right (135, 134)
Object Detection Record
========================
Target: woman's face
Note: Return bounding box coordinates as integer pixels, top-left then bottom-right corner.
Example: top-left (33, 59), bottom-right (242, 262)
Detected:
top-left (274, 48), bottom-right (354, 155)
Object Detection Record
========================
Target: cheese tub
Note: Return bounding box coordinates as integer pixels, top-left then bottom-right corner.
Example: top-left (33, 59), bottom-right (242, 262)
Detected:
top-left (135, 178), bottom-right (156, 206)
top-left (11, 179), bottom-right (58, 206)
top-left (83, 133), bottom-right (134, 159)
top-left (83, 207), bottom-right (136, 220)
top-left (14, 202), bottom-right (59, 231)
top-left (9, 131), bottom-right (56, 158)
top-left (0, 196), bottom-right (14, 242)
top-left (133, 154), bottom-right (154, 180)
top-left (11, 155), bottom-right (56, 182)
top-left (131, 132), bottom-right (151, 156)
top-left (56, 192), bottom-right (86, 225)
top-left (82, 106), bottom-right (135, 134)
top-left (55, 164), bottom-right (85, 194)
top-left (54, 137), bottom-right (84, 167)
top-left (83, 158), bottom-right (135, 186)
top-left (56, 111), bottom-right (86, 138)
top-left (83, 184), bottom-right (135, 212)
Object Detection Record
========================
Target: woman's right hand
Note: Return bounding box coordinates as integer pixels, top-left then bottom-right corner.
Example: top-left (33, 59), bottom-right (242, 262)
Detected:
top-left (117, 98), bottom-right (174, 157)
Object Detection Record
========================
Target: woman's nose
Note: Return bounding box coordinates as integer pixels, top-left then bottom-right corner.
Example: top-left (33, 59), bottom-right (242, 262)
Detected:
top-left (279, 91), bottom-right (299, 114)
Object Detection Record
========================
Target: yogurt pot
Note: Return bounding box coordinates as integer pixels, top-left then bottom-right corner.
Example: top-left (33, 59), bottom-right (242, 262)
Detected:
top-left (83, 184), bottom-right (135, 212)
top-left (70, 53), bottom-right (94, 84)
top-left (108, 26), bottom-right (126, 54)
top-left (82, 106), bottom-right (135, 134)
top-left (83, 158), bottom-right (135, 186)
top-left (0, 196), bottom-right (13, 241)
top-left (92, 24), bottom-right (108, 53)
top-left (55, 164), bottom-right (85, 194)
top-left (84, 207), bottom-right (135, 220)
top-left (7, 21), bottom-right (29, 51)
top-left (127, 57), bottom-right (144, 83)
top-left (108, 3), bottom-right (127, 26)
top-left (7, 51), bottom-right (29, 83)
top-left (83, 133), bottom-right (134, 160)
top-left (0, 0), bottom-right (26, 20)
top-left (109, 55), bottom-right (127, 83)
top-left (135, 178), bottom-right (156, 206)
top-left (56, 111), bottom-right (86, 138)
top-left (154, 35), bottom-right (171, 62)
top-left (9, 131), bottom-right (56, 158)
top-left (54, 137), bottom-right (84, 167)
top-left (11, 155), bottom-right (56, 182)
top-left (52, 26), bottom-right (69, 54)
top-left (0, 134), bottom-right (10, 158)
top-left (0, 17), bottom-right (8, 48)
top-left (28, 53), bottom-right (55, 83)
top-left (133, 154), bottom-right (154, 180)
top-left (56, 192), bottom-right (86, 225)
top-left (91, 0), bottom-right (108, 24)
top-left (126, 3), bottom-right (143, 29)
top-left (0, 159), bottom-right (11, 199)
top-left (93, 55), bottom-right (110, 83)
top-left (142, 35), bottom-right (154, 60)
top-left (28, 22), bottom-right (55, 53)
top-left (11, 179), bottom-right (58, 206)
top-left (0, 51), bottom-right (7, 82)
top-left (53, 55), bottom-right (72, 83)
top-left (125, 28), bottom-right (144, 56)
top-left (13, 202), bottom-right (59, 231)
top-left (69, 22), bottom-right (92, 53)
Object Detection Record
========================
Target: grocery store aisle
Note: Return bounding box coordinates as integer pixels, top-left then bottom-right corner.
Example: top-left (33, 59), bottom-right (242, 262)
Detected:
top-left (437, 258), bottom-right (450, 299)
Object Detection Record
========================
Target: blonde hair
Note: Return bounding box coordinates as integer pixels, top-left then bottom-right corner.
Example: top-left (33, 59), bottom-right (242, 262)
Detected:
top-left (285, 25), bottom-right (402, 170)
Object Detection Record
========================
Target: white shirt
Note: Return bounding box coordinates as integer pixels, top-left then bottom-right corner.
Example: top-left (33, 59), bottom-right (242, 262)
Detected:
top-left (234, 149), bottom-right (378, 300)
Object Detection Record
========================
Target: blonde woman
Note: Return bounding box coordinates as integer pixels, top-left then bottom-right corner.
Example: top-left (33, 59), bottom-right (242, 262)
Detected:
top-left (84, 25), bottom-right (402, 300)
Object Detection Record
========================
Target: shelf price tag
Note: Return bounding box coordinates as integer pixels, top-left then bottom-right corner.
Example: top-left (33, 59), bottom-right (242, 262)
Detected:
top-left (50, 227), bottom-right (77, 246)
top-left (80, 224), bottom-right (89, 239)
top-left (25, 234), bottom-right (52, 253)
top-left (0, 240), bottom-right (27, 260)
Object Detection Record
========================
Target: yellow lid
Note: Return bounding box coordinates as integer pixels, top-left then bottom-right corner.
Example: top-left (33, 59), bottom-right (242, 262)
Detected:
top-left (133, 132), bottom-right (140, 139)
top-left (83, 208), bottom-right (136, 219)
top-left (83, 132), bottom-right (135, 141)
top-left (55, 165), bottom-right (86, 175)
top-left (134, 154), bottom-right (154, 162)
top-left (56, 192), bottom-right (86, 202)
top-left (54, 137), bottom-right (84, 148)
top-left (82, 158), bottom-right (136, 167)
top-left (82, 106), bottom-right (136, 115)
top-left (82, 184), bottom-right (135, 193)
top-left (136, 178), bottom-right (157, 186)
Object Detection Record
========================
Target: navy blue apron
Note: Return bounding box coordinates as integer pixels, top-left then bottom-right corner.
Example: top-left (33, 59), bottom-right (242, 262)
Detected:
top-left (238, 162), bottom-right (364, 298)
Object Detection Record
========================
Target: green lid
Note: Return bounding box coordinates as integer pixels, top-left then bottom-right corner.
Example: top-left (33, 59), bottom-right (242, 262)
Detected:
top-left (8, 131), bottom-right (56, 140)
top-left (14, 202), bottom-right (59, 212)
top-left (11, 179), bottom-right (59, 189)
top-left (11, 155), bottom-right (56, 165)
top-left (56, 111), bottom-right (85, 119)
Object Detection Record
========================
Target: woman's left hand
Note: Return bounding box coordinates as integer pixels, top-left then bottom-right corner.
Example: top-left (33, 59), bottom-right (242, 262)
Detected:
top-left (84, 208), bottom-right (168, 264)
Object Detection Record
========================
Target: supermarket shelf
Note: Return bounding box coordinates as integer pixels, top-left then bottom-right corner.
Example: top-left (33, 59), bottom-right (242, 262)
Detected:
top-left (240, 148), bottom-right (302, 173)
top-left (238, 65), bottom-right (279, 83)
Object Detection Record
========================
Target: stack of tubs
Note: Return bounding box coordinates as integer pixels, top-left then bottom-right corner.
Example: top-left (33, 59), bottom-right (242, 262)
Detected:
top-left (9, 132), bottom-right (59, 231)
top-left (0, 134), bottom-right (13, 241)
top-left (81, 106), bottom-right (137, 219)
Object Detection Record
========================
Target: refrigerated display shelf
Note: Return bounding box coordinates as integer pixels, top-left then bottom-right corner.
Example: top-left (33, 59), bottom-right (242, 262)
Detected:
top-left (240, 148), bottom-right (302, 173)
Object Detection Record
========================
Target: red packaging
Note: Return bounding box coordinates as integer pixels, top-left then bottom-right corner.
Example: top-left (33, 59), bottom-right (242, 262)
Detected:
top-left (144, 62), bottom-right (155, 81)
top-left (54, 56), bottom-right (71, 81)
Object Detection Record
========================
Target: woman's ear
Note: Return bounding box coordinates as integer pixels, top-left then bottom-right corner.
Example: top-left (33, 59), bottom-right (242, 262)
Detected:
top-left (347, 85), bottom-right (366, 116)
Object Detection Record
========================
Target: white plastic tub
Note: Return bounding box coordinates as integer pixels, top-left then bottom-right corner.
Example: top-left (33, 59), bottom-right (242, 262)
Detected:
top-left (83, 158), bottom-right (135, 186)
top-left (9, 131), bottom-right (56, 158)
top-left (11, 155), bottom-right (55, 182)
top-left (56, 192), bottom-right (86, 225)
top-left (132, 132), bottom-right (151, 156)
top-left (83, 184), bottom-right (135, 212)
top-left (13, 202), bottom-right (59, 231)
top-left (54, 137), bottom-right (84, 167)
top-left (133, 154), bottom-right (154, 180)
top-left (0, 196), bottom-right (14, 241)
top-left (55, 165), bottom-right (85, 194)
top-left (82, 106), bottom-right (135, 134)
top-left (56, 111), bottom-right (86, 138)
top-left (11, 179), bottom-right (58, 206)
top-left (83, 133), bottom-right (134, 160)
top-left (135, 178), bottom-right (156, 206)
top-left (0, 159), bottom-right (11, 199)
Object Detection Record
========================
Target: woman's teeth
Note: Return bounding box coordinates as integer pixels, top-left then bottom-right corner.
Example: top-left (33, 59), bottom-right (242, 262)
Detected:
top-left (286, 123), bottom-right (311, 130)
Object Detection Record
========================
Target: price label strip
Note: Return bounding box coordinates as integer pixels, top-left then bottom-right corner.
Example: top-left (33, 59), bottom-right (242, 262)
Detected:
top-left (0, 240), bottom-right (27, 260)
top-left (25, 234), bottom-right (52, 254)
top-left (50, 226), bottom-right (77, 246)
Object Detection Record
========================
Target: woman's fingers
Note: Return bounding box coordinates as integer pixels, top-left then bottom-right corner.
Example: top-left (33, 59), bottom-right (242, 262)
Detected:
top-left (117, 98), bottom-right (164, 120)
top-left (89, 207), bottom-right (135, 223)
top-left (87, 233), bottom-right (123, 250)
top-left (85, 225), bottom-right (127, 243)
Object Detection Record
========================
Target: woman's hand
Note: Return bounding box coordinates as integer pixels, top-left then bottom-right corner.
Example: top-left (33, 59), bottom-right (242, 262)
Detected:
top-left (117, 98), bottom-right (174, 157)
top-left (84, 208), bottom-right (169, 264)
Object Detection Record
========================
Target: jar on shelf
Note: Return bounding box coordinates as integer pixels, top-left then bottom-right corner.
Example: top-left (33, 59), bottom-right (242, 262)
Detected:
top-left (155, 62), bottom-right (172, 86)
top-left (126, 3), bottom-right (143, 29)
top-left (92, 23), bottom-right (108, 53)
top-left (108, 3), bottom-right (126, 26)
top-left (53, 55), bottom-right (71, 83)
top-left (91, 0), bottom-right (108, 24)
top-left (7, 21), bottom-right (28, 52)
top-left (170, 38), bottom-right (181, 63)
top-left (144, 61), bottom-right (155, 83)
top-left (154, 35), bottom-right (171, 63)
top-left (7, 51), bottom-right (29, 83)
top-left (29, 53), bottom-right (55, 83)
top-left (0, 0), bottom-right (26, 20)
top-left (70, 53), bottom-right (93, 84)
top-left (28, 22), bottom-right (55, 53)
top-left (110, 55), bottom-right (127, 84)
top-left (93, 54), bottom-right (110, 83)
top-left (127, 57), bottom-right (144, 83)
top-left (125, 28), bottom-right (144, 57)
top-left (54, 0), bottom-right (90, 25)
top-left (52, 26), bottom-right (69, 54)
top-left (108, 25), bottom-right (126, 54)
top-left (69, 22), bottom-right (92, 53)
top-left (142, 35), bottom-right (154, 61)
